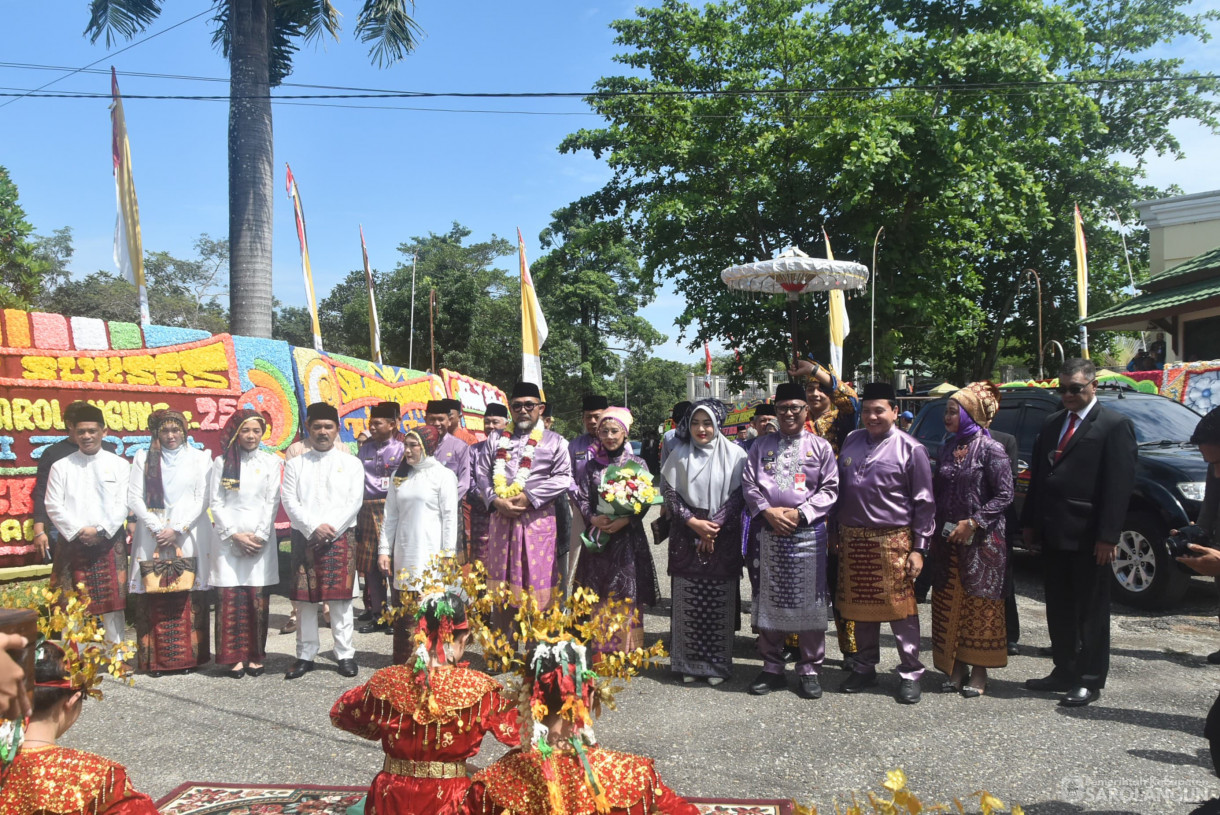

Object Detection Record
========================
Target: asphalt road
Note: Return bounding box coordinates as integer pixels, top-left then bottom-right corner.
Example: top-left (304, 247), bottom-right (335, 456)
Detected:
top-left (66, 517), bottom-right (1220, 814)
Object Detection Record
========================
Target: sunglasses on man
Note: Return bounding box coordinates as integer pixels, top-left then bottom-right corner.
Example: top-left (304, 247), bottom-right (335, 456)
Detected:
top-left (1056, 379), bottom-right (1094, 395)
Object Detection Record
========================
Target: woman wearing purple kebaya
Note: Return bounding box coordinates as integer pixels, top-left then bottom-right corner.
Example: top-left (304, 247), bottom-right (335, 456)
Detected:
top-left (928, 382), bottom-right (1014, 698)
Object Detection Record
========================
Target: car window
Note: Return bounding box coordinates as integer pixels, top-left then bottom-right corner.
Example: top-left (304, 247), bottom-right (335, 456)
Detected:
top-left (1018, 405), bottom-right (1052, 453)
top-left (989, 405), bottom-right (1021, 438)
top-left (1101, 395), bottom-right (1201, 443)
top-left (912, 402), bottom-right (947, 446)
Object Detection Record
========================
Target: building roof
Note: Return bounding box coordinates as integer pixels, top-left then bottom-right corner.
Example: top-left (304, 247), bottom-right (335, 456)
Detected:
top-left (1085, 272), bottom-right (1220, 330)
top-left (1146, 243), bottom-right (1220, 287)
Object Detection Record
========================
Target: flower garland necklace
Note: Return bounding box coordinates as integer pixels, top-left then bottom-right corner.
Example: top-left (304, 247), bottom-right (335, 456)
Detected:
top-left (493, 425), bottom-right (545, 499)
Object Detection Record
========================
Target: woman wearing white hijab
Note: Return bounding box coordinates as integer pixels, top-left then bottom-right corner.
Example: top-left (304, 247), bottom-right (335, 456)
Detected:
top-left (660, 398), bottom-right (747, 684)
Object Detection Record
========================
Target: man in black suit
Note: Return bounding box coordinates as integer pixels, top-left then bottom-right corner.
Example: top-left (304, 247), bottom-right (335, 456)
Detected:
top-left (990, 428), bottom-right (1021, 653)
top-left (1021, 358), bottom-right (1137, 707)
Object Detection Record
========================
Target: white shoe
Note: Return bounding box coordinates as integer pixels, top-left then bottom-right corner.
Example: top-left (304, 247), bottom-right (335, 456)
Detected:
top-left (682, 674), bottom-right (697, 684)
top-left (707, 677), bottom-right (724, 686)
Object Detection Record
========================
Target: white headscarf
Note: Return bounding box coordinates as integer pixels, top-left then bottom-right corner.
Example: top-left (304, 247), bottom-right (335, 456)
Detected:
top-left (660, 404), bottom-right (746, 511)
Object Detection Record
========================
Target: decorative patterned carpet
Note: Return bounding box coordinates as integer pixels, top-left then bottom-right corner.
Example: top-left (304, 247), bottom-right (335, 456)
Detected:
top-left (155, 782), bottom-right (794, 815)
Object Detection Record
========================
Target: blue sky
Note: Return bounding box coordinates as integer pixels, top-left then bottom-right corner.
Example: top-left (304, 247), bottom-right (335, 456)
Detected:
top-left (2, 1), bottom-right (1218, 366)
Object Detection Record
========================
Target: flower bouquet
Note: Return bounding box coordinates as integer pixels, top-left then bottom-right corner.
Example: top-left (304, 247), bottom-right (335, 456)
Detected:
top-left (581, 463), bottom-right (662, 553)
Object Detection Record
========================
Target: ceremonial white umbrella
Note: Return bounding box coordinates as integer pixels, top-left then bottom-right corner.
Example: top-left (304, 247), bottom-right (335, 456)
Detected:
top-left (720, 246), bottom-right (869, 372)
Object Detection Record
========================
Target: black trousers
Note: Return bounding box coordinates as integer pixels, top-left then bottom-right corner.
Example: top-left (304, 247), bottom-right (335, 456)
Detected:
top-left (1043, 547), bottom-right (1110, 689)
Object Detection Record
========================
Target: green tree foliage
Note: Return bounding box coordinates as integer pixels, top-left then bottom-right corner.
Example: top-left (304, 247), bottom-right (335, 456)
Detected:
top-left (0, 167), bottom-right (49, 309)
top-left (41, 233), bottom-right (230, 333)
top-left (532, 205), bottom-right (667, 430)
top-left (608, 356), bottom-right (691, 443)
top-left (561, 0), bottom-right (1218, 383)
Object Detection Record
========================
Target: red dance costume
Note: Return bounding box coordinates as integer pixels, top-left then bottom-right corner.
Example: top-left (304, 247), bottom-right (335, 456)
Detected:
top-left (331, 664), bottom-right (522, 815)
top-left (462, 746), bottom-right (699, 815)
top-left (0, 745), bottom-right (157, 815)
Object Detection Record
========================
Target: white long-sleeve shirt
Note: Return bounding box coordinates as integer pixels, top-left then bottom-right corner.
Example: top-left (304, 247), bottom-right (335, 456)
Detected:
top-left (208, 450), bottom-right (283, 588)
top-left (127, 445), bottom-right (212, 592)
top-left (281, 446), bottom-right (364, 540)
top-left (378, 457), bottom-right (458, 590)
top-left (46, 450), bottom-right (131, 541)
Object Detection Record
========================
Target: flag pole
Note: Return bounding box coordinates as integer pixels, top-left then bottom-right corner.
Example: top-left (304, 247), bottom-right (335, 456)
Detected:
top-left (429, 288), bottom-right (437, 373)
top-left (359, 225), bottom-right (382, 365)
top-left (408, 252), bottom-right (418, 369)
top-left (870, 226), bottom-right (884, 383)
top-left (110, 67), bottom-right (148, 327)
top-left (1074, 204), bottom-right (1090, 359)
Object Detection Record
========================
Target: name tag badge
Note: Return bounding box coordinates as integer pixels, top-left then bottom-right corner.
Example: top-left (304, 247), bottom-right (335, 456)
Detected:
top-left (101, 470), bottom-right (117, 483)
top-left (379, 476), bottom-right (390, 492)
top-left (794, 473), bottom-right (807, 493)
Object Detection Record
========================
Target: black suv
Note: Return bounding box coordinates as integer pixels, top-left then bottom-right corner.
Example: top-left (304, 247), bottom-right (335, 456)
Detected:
top-left (909, 386), bottom-right (1207, 609)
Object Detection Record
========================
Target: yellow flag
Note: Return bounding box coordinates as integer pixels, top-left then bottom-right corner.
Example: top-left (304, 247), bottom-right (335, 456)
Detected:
top-left (518, 228), bottom-right (548, 388)
top-left (824, 228), bottom-right (849, 376)
top-left (110, 68), bottom-right (148, 326)
top-left (285, 164), bottom-right (323, 354)
top-left (1074, 205), bottom-right (1090, 359)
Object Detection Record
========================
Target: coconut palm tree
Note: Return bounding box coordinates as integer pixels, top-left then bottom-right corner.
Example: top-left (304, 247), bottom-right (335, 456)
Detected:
top-left (86, 0), bottom-right (421, 338)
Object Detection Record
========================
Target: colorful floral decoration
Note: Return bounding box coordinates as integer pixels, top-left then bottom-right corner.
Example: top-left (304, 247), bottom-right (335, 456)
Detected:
top-left (493, 425), bottom-right (544, 499)
top-left (29, 312), bottom-right (70, 350)
top-left (106, 320), bottom-right (143, 350)
top-left (68, 317), bottom-right (109, 351)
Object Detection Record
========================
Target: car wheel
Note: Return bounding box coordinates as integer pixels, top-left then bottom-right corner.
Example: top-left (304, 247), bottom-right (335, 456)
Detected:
top-left (1111, 511), bottom-right (1190, 609)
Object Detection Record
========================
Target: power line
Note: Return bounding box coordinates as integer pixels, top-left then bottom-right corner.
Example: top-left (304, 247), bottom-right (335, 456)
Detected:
top-left (0, 9), bottom-right (213, 110)
top-left (0, 72), bottom-right (1215, 104)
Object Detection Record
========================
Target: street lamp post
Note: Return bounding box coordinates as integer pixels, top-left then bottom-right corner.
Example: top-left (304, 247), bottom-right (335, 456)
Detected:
top-left (606, 346), bottom-right (630, 409)
top-left (1022, 268), bottom-right (1044, 381)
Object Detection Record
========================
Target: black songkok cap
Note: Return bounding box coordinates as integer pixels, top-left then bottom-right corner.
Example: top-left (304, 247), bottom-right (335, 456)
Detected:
top-left (443, 398), bottom-right (463, 413)
top-left (425, 400), bottom-right (449, 415)
top-left (753, 403), bottom-right (777, 417)
top-left (485, 403), bottom-right (509, 419)
top-left (774, 382), bottom-right (806, 403)
top-left (306, 402), bottom-right (340, 424)
top-left (582, 394), bottom-right (609, 412)
top-left (861, 382), bottom-right (898, 403)
top-left (64, 400), bottom-right (104, 426)
top-left (370, 401), bottom-right (400, 420)
top-left (670, 401), bottom-right (692, 423)
top-left (1192, 407), bottom-right (1220, 445)
top-left (511, 382), bottom-right (542, 401)
top-left (542, 403), bottom-right (554, 418)
top-left (66, 401), bottom-right (105, 426)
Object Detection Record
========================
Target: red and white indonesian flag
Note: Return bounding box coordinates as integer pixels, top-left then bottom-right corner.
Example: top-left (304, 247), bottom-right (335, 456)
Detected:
top-left (360, 225), bottom-right (382, 365)
top-left (110, 68), bottom-right (148, 326)
top-left (285, 164), bottom-right (323, 354)
top-left (824, 228), bottom-right (849, 376)
top-left (704, 342), bottom-right (712, 390)
top-left (1074, 204), bottom-right (1090, 359)
top-left (518, 228), bottom-right (548, 388)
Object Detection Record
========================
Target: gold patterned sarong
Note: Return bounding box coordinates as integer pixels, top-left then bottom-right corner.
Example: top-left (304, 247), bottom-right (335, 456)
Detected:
top-left (931, 543), bottom-right (1007, 672)
top-left (836, 525), bottom-right (916, 622)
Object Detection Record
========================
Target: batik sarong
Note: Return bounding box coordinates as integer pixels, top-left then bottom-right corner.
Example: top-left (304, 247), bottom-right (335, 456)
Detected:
top-left (754, 522), bottom-right (828, 633)
top-left (485, 504), bottom-right (558, 609)
top-left (671, 576), bottom-right (737, 679)
top-left (355, 499), bottom-right (386, 574)
top-left (51, 530), bottom-right (127, 615)
top-left (289, 529), bottom-right (358, 603)
top-left (836, 525), bottom-right (917, 623)
top-left (134, 591), bottom-right (210, 672)
top-left (390, 588), bottom-right (419, 666)
top-left (931, 543), bottom-right (1007, 672)
top-left (468, 501), bottom-right (491, 565)
top-left (215, 586), bottom-right (270, 665)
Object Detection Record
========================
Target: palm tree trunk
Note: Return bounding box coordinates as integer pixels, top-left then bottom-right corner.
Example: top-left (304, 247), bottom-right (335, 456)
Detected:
top-left (227, 0), bottom-right (274, 338)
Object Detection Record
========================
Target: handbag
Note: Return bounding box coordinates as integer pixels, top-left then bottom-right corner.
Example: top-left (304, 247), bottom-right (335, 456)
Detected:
top-left (650, 513), bottom-right (671, 545)
top-left (139, 545), bottom-right (196, 594)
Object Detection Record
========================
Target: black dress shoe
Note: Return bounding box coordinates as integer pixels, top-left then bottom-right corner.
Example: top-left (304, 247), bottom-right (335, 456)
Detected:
top-left (226, 666), bottom-right (245, 679)
top-left (1208, 650), bottom-right (1220, 665)
top-left (147, 670), bottom-right (164, 679)
top-left (840, 671), bottom-right (878, 694)
top-left (748, 671), bottom-right (787, 695)
top-left (284, 659), bottom-right (315, 680)
top-left (357, 621), bottom-right (390, 635)
top-left (896, 678), bottom-right (921, 705)
top-left (1025, 674), bottom-right (1073, 693)
top-left (1060, 686), bottom-right (1100, 707)
top-left (1007, 642), bottom-right (1020, 656)
top-left (796, 674), bottom-right (823, 700)
top-left (246, 666), bottom-right (265, 677)
top-left (356, 609), bottom-right (375, 622)
top-left (337, 658), bottom-right (359, 678)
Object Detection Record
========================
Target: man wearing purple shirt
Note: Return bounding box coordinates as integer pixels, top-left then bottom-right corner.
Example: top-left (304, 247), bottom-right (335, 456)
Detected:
top-left (565, 394), bottom-right (607, 587)
top-left (474, 382), bottom-right (573, 622)
top-left (354, 401), bottom-right (405, 634)
top-left (834, 382), bottom-right (936, 704)
top-left (425, 400), bottom-right (472, 502)
top-left (742, 382), bottom-right (839, 700)
top-left (468, 402), bottom-right (508, 565)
